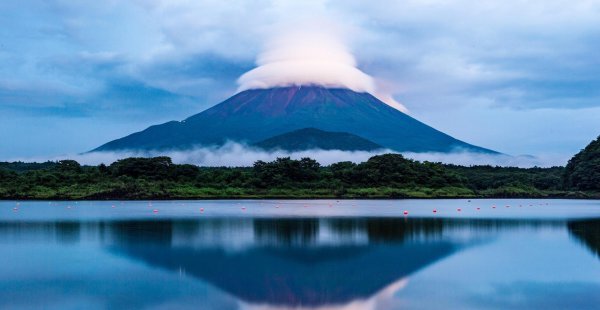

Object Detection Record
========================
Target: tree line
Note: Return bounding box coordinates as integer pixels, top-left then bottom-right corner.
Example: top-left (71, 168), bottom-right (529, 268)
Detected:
top-left (1, 149), bottom-right (595, 200)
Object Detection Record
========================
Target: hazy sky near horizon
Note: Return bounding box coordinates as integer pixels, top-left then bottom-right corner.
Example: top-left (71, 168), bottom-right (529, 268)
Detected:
top-left (1, 0), bottom-right (600, 163)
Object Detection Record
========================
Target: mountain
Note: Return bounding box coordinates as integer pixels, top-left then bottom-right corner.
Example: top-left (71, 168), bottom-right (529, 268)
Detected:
top-left (94, 86), bottom-right (497, 153)
top-left (253, 127), bottom-right (383, 151)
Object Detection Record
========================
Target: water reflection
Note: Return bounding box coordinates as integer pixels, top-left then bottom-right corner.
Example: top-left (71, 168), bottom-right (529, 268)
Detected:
top-left (1, 217), bottom-right (594, 309)
top-left (109, 219), bottom-right (460, 307)
top-left (568, 219), bottom-right (600, 258)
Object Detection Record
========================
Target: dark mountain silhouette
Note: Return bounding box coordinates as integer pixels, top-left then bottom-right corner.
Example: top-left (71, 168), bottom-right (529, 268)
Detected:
top-left (253, 127), bottom-right (383, 151)
top-left (94, 86), bottom-right (497, 153)
top-left (563, 135), bottom-right (600, 191)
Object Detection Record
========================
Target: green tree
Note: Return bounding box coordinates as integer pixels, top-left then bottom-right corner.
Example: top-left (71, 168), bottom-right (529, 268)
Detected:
top-left (564, 135), bottom-right (600, 190)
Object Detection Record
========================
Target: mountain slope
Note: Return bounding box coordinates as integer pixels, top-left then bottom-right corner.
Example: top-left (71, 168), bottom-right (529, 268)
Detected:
top-left (94, 86), bottom-right (497, 153)
top-left (253, 128), bottom-right (383, 151)
top-left (563, 135), bottom-right (600, 190)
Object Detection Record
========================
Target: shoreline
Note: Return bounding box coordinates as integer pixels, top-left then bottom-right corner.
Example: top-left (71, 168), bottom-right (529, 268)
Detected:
top-left (2, 192), bottom-right (598, 201)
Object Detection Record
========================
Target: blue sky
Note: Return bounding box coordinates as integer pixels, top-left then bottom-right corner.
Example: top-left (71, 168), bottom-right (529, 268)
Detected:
top-left (1, 0), bottom-right (600, 164)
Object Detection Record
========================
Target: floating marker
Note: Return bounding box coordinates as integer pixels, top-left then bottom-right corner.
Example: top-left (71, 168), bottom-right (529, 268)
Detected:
top-left (112, 205), bottom-right (116, 208)
top-left (153, 209), bottom-right (158, 213)
top-left (457, 208), bottom-right (462, 212)
top-left (433, 209), bottom-right (437, 213)
top-left (492, 206), bottom-right (496, 209)
top-left (476, 207), bottom-right (481, 210)
top-left (241, 207), bottom-right (246, 211)
top-left (506, 205), bottom-right (510, 208)
top-left (403, 210), bottom-right (408, 215)
top-left (13, 207), bottom-right (18, 211)
top-left (200, 208), bottom-right (204, 212)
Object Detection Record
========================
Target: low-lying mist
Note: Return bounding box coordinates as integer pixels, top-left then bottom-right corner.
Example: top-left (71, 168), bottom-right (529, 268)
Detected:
top-left (8, 142), bottom-right (567, 168)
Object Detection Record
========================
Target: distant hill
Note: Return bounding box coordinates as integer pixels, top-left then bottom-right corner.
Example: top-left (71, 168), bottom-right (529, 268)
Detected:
top-left (94, 86), bottom-right (497, 153)
top-left (564, 135), bottom-right (600, 190)
top-left (253, 128), bottom-right (383, 151)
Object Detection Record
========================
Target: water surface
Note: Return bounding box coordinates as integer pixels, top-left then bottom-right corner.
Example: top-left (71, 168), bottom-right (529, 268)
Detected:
top-left (1, 199), bottom-right (599, 309)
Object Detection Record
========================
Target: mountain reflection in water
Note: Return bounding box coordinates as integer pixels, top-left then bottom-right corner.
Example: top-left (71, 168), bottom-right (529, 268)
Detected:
top-left (109, 218), bottom-right (460, 307)
top-left (568, 219), bottom-right (600, 259)
top-left (2, 217), bottom-right (596, 309)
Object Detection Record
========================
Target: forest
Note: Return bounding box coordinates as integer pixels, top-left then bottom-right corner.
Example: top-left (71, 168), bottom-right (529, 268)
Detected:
top-left (0, 146), bottom-right (597, 200)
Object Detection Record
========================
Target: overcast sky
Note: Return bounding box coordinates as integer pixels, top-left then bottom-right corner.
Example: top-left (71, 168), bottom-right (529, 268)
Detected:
top-left (1, 0), bottom-right (600, 163)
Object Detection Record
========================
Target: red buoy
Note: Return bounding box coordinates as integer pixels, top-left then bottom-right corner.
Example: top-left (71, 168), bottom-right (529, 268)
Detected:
top-left (153, 209), bottom-right (158, 213)
top-left (433, 209), bottom-right (437, 213)
top-left (457, 208), bottom-right (462, 212)
top-left (476, 207), bottom-right (481, 210)
top-left (200, 208), bottom-right (204, 212)
top-left (403, 210), bottom-right (408, 215)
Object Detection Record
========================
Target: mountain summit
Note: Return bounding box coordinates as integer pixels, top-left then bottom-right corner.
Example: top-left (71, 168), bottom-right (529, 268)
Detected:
top-left (94, 86), bottom-right (496, 153)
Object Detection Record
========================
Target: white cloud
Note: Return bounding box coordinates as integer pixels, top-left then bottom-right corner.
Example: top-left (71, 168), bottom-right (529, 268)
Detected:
top-left (11, 142), bottom-right (566, 168)
top-left (2, 0), bottom-right (600, 159)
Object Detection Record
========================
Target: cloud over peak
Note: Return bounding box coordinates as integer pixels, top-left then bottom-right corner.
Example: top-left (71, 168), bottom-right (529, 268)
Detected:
top-left (237, 22), bottom-right (408, 112)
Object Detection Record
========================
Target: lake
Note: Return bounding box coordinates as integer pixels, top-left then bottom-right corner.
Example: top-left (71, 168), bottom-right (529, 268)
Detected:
top-left (1, 199), bottom-right (599, 309)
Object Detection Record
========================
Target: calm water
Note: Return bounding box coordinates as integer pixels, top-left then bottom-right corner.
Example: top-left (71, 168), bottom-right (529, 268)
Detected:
top-left (1, 199), bottom-right (599, 310)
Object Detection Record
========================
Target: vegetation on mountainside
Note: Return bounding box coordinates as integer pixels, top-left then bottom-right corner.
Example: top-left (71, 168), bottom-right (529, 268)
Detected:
top-left (563, 135), bottom-right (600, 191)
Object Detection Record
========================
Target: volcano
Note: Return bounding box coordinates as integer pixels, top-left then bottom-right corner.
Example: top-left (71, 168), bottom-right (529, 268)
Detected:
top-left (94, 86), bottom-right (496, 153)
